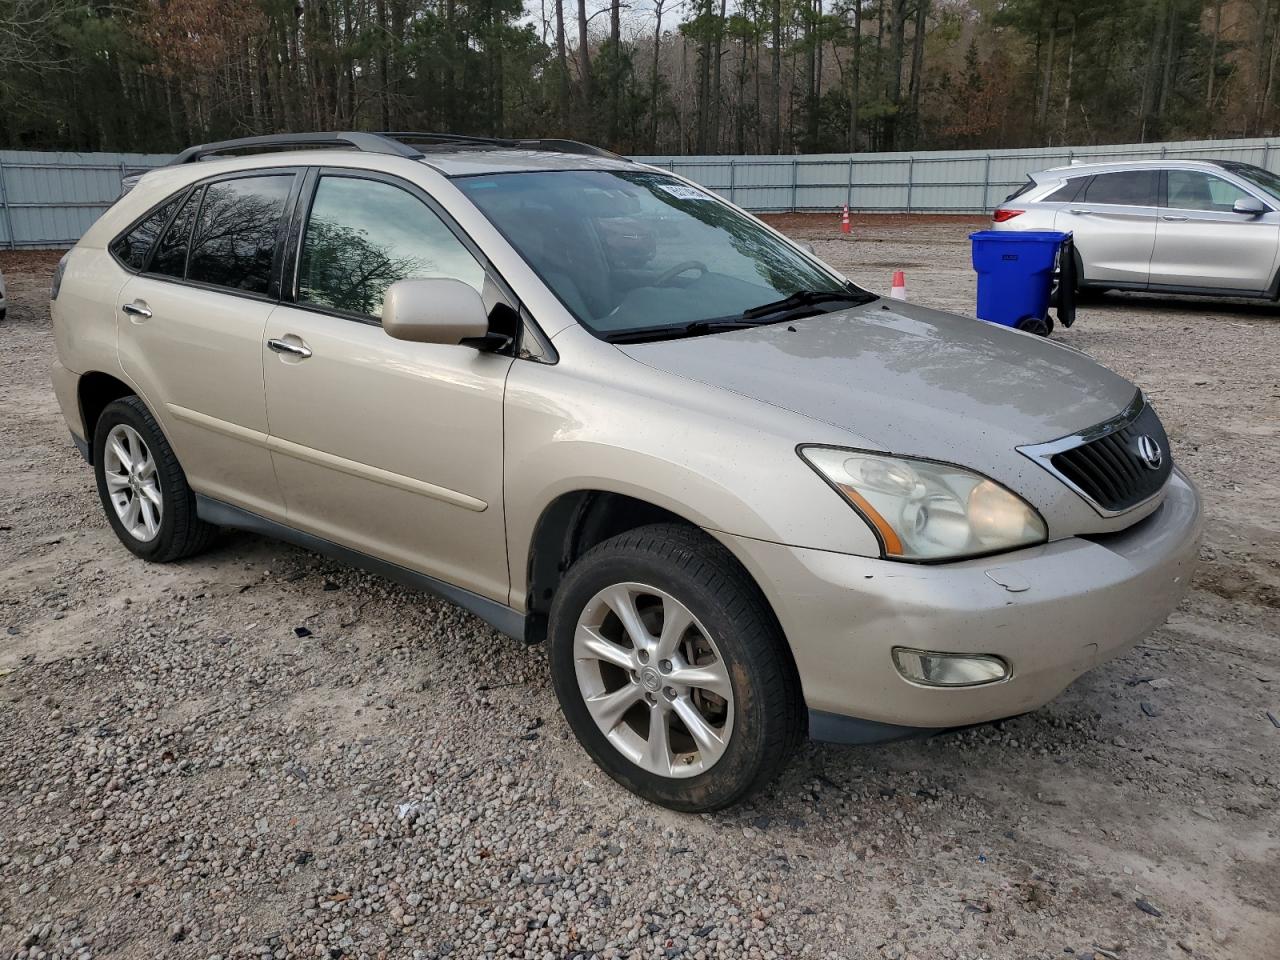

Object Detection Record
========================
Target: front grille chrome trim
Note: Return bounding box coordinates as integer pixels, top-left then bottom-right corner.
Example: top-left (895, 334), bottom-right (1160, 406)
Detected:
top-left (1018, 391), bottom-right (1170, 518)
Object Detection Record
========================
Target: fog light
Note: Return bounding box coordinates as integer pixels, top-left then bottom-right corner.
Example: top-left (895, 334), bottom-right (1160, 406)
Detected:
top-left (892, 647), bottom-right (1009, 687)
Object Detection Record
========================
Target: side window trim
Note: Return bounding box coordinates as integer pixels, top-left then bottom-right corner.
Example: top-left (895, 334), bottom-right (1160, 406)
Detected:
top-left (135, 167), bottom-right (304, 303)
top-left (108, 184), bottom-right (195, 275)
top-left (284, 166), bottom-right (522, 327)
top-left (144, 184), bottom-right (203, 280)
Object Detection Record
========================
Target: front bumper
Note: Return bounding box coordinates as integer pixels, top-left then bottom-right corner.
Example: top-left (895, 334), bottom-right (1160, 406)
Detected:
top-left (720, 469), bottom-right (1202, 736)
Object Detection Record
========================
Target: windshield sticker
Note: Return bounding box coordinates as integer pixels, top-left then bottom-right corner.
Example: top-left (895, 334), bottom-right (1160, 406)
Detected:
top-left (657, 183), bottom-right (713, 201)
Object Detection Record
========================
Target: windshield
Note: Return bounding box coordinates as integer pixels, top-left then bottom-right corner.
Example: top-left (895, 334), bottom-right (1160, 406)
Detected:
top-left (455, 169), bottom-right (859, 338)
top-left (1220, 161), bottom-right (1280, 202)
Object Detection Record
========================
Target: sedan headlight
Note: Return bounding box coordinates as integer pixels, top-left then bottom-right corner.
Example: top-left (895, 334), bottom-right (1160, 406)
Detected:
top-left (799, 446), bottom-right (1047, 561)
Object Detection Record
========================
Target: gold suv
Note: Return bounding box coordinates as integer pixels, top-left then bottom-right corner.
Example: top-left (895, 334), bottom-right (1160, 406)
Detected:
top-left (50, 132), bottom-right (1202, 811)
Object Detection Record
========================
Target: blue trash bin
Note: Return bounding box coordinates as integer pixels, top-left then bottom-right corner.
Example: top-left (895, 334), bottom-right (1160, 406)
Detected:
top-left (969, 230), bottom-right (1069, 333)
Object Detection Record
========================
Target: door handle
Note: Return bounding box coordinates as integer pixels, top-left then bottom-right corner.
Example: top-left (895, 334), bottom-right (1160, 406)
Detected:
top-left (1066, 208), bottom-right (1091, 215)
top-left (1161, 215), bottom-right (1190, 222)
top-left (121, 301), bottom-right (152, 319)
top-left (268, 337), bottom-right (313, 359)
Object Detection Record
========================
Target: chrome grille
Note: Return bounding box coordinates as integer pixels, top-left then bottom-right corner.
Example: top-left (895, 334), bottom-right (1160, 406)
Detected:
top-left (1020, 396), bottom-right (1173, 516)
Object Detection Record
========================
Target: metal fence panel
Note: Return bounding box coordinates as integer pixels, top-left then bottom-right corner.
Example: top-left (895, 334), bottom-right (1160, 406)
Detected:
top-left (638, 136), bottom-right (1280, 213)
top-left (4, 137), bottom-right (1280, 247)
top-left (0, 150), bottom-right (171, 248)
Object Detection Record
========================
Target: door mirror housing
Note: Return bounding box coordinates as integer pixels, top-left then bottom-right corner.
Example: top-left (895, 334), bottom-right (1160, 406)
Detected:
top-left (797, 241), bottom-right (816, 255)
top-left (382, 278), bottom-right (490, 346)
top-left (1233, 196), bottom-right (1267, 217)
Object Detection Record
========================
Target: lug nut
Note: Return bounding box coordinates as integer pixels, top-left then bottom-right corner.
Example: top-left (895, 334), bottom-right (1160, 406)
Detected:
top-left (638, 650), bottom-right (649, 664)
top-left (659, 659), bottom-right (672, 673)
top-left (663, 687), bottom-right (676, 700)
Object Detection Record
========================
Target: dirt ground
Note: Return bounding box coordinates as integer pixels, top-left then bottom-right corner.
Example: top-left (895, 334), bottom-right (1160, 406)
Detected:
top-left (1, 216), bottom-right (1277, 960)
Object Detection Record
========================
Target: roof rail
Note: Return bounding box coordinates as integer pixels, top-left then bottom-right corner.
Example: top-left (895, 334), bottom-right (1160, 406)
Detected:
top-left (169, 130), bottom-right (628, 166)
top-left (377, 132), bottom-right (629, 161)
top-left (170, 132), bottom-right (424, 165)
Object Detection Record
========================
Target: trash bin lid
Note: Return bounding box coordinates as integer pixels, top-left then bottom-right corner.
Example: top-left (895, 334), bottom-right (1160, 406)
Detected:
top-left (970, 230), bottom-right (1070, 244)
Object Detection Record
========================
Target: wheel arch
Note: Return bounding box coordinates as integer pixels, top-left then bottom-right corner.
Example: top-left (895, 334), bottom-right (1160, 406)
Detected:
top-left (521, 489), bottom-right (796, 682)
top-left (77, 371), bottom-right (137, 464)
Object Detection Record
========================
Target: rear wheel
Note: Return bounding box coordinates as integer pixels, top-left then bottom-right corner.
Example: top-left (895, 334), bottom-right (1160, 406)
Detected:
top-left (548, 524), bottom-right (804, 811)
top-left (93, 396), bottom-right (216, 562)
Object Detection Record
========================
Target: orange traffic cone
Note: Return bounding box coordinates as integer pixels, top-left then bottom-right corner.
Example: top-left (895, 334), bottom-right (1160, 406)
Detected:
top-left (840, 204), bottom-right (851, 235)
top-left (890, 270), bottom-right (907, 300)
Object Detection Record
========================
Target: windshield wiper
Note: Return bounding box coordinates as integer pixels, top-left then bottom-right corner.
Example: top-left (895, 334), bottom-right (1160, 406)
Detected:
top-left (740, 287), bottom-right (875, 320)
top-left (602, 287), bottom-right (876, 345)
top-left (603, 318), bottom-right (765, 344)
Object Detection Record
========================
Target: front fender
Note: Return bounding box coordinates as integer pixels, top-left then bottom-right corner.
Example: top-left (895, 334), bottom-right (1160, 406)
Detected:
top-left (502, 329), bottom-right (883, 610)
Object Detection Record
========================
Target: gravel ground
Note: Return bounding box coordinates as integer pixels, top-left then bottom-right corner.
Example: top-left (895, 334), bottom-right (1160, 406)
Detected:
top-left (1, 217), bottom-right (1277, 960)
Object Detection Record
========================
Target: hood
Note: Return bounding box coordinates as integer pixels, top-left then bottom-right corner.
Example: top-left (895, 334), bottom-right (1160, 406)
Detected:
top-left (619, 298), bottom-right (1139, 497)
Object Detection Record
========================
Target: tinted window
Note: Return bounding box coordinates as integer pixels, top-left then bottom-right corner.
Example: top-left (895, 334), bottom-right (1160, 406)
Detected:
top-left (298, 176), bottom-right (485, 318)
top-left (149, 187), bottom-right (202, 279)
top-left (1165, 170), bottom-right (1250, 212)
top-left (187, 175), bottom-right (292, 294)
top-left (111, 196), bottom-right (180, 271)
top-left (1045, 178), bottom-right (1087, 202)
top-left (1082, 171), bottom-right (1157, 206)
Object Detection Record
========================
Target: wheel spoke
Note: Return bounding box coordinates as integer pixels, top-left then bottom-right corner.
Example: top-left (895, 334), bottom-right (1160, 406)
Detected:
top-left (654, 594), bottom-right (695, 659)
top-left (672, 695), bottom-right (728, 764)
top-left (139, 497), bottom-right (159, 538)
top-left (601, 585), bottom-right (653, 650)
top-left (668, 659), bottom-right (732, 700)
top-left (575, 625), bottom-right (636, 671)
top-left (108, 438), bottom-right (132, 472)
top-left (121, 496), bottom-right (141, 531)
top-left (104, 470), bottom-right (130, 493)
top-left (140, 482), bottom-right (162, 509)
top-left (136, 455), bottom-right (156, 481)
top-left (643, 706), bottom-right (674, 775)
top-left (584, 683), bottom-right (643, 733)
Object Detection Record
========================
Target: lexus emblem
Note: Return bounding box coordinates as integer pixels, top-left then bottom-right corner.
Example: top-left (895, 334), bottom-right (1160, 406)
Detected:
top-left (1136, 435), bottom-right (1163, 471)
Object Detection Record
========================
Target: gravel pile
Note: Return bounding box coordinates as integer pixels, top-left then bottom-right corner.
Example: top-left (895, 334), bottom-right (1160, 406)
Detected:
top-left (2, 232), bottom-right (1277, 959)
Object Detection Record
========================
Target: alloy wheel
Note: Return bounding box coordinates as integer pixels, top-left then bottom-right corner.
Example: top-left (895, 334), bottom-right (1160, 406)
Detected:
top-left (573, 582), bottom-right (734, 778)
top-left (102, 423), bottom-right (162, 542)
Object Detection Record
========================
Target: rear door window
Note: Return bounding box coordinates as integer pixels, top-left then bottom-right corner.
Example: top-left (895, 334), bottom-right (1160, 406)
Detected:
top-left (149, 187), bottom-right (202, 279)
top-left (1045, 178), bottom-right (1088, 202)
top-left (1082, 171), bottom-right (1158, 206)
top-left (187, 175), bottom-right (293, 295)
top-left (111, 196), bottom-right (181, 271)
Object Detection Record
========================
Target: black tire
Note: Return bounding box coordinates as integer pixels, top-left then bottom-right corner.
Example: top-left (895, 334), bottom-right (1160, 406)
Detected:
top-left (93, 395), bottom-right (216, 562)
top-left (548, 523), bottom-right (804, 811)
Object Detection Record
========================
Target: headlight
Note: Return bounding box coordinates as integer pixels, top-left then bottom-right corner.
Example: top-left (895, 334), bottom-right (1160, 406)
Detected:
top-left (799, 446), bottom-right (1047, 561)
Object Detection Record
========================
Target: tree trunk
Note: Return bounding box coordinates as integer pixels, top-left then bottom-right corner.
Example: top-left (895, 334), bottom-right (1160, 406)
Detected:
top-left (608, 0), bottom-right (621, 143)
top-left (848, 0), bottom-right (861, 150)
top-left (1035, 1), bottom-right (1058, 139)
top-left (772, 0), bottom-right (782, 152)
top-left (711, 0), bottom-right (727, 152)
top-left (907, 0), bottom-right (928, 148)
top-left (650, 0), bottom-right (665, 149)
top-left (1206, 0), bottom-right (1222, 110)
top-left (556, 0), bottom-right (571, 129)
top-left (577, 0), bottom-right (592, 128)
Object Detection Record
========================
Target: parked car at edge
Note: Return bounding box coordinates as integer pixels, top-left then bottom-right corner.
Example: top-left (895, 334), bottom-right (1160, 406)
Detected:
top-left (49, 133), bottom-right (1202, 811)
top-left (992, 158), bottom-right (1280, 299)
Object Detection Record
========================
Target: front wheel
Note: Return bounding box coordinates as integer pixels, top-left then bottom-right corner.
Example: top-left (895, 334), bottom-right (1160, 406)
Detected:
top-left (548, 524), bottom-right (804, 811)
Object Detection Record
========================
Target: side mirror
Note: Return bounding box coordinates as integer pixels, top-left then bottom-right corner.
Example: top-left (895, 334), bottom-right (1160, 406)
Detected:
top-left (1233, 196), bottom-right (1267, 217)
top-left (382, 278), bottom-right (489, 346)
top-left (798, 241), bottom-right (816, 255)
